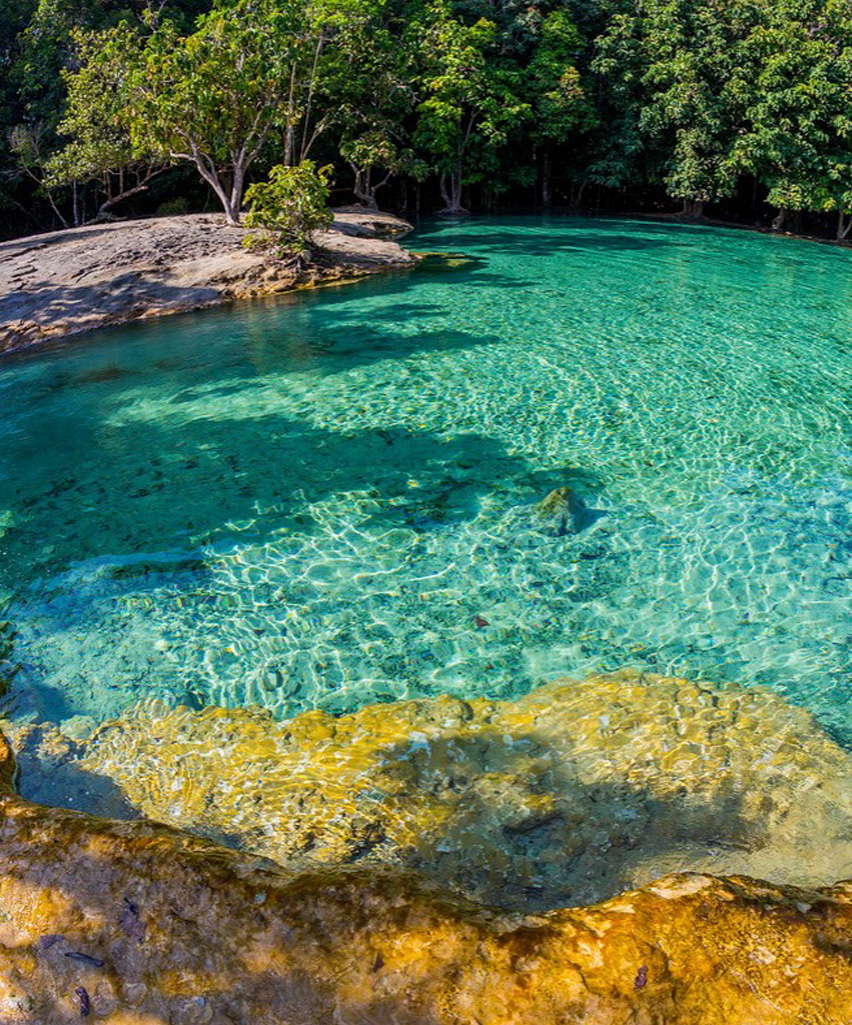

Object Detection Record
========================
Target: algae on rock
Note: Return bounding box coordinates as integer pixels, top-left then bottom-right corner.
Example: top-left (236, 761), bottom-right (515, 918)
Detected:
top-left (75, 670), bottom-right (852, 910)
top-left (1, 676), bottom-right (852, 1021)
top-left (0, 752), bottom-right (851, 1024)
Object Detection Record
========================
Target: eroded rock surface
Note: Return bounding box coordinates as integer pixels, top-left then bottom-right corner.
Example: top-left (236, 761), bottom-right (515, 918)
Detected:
top-left (3, 677), bottom-right (852, 1020)
top-left (0, 210), bottom-right (416, 352)
top-left (1, 782), bottom-right (852, 1022)
top-left (74, 671), bottom-right (852, 910)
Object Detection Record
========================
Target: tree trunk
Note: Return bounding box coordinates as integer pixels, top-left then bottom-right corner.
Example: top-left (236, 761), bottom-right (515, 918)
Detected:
top-left (193, 157), bottom-right (240, 225)
top-left (681, 199), bottom-right (705, 219)
top-left (838, 210), bottom-right (852, 240)
top-left (299, 36), bottom-right (324, 163)
top-left (352, 167), bottom-right (380, 211)
top-left (773, 207), bottom-right (802, 234)
top-left (94, 181), bottom-right (156, 221)
top-left (541, 151), bottom-right (552, 208)
top-left (570, 179), bottom-right (587, 209)
top-left (283, 63), bottom-right (298, 168)
top-left (439, 163), bottom-right (466, 215)
top-left (230, 160), bottom-right (247, 221)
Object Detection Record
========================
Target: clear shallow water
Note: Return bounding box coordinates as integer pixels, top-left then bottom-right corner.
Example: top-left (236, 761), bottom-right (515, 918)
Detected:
top-left (2, 216), bottom-right (852, 739)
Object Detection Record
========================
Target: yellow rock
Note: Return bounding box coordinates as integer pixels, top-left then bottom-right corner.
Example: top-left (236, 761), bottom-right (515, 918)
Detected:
top-left (0, 774), bottom-right (851, 1024)
top-left (0, 682), bottom-right (851, 1018)
top-left (71, 670), bottom-right (852, 910)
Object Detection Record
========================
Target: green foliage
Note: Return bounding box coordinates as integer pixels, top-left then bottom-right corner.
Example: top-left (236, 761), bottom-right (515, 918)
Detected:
top-left (328, 0), bottom-right (424, 207)
top-left (6, 0), bottom-right (852, 233)
top-left (156, 196), bottom-right (192, 216)
top-left (45, 29), bottom-right (136, 186)
top-left (120, 0), bottom-right (310, 223)
top-left (729, 0), bottom-right (852, 224)
top-left (43, 27), bottom-right (166, 217)
top-left (528, 11), bottom-right (595, 145)
top-left (593, 0), bottom-right (757, 204)
top-left (243, 160), bottom-right (333, 258)
top-left (413, 0), bottom-right (530, 210)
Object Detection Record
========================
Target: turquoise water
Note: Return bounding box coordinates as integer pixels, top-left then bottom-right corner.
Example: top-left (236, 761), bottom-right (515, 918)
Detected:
top-left (2, 216), bottom-right (852, 739)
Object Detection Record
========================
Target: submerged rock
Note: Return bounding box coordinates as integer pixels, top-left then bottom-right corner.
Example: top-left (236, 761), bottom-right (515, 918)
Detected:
top-left (0, 750), bottom-right (851, 1023)
top-left (1, 678), bottom-right (852, 1020)
top-left (535, 486), bottom-right (589, 534)
top-left (76, 670), bottom-right (852, 911)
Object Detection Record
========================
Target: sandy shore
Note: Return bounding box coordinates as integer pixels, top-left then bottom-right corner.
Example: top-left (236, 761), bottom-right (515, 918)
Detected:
top-left (0, 209), bottom-right (417, 353)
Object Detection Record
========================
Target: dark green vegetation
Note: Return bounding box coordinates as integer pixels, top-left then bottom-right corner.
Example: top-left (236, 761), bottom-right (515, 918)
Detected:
top-left (243, 160), bottom-right (334, 259)
top-left (2, 0), bottom-right (852, 239)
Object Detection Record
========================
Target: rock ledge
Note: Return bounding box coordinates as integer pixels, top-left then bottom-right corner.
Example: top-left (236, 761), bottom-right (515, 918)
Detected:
top-left (4, 674), bottom-right (852, 1022)
top-left (0, 209), bottom-right (417, 353)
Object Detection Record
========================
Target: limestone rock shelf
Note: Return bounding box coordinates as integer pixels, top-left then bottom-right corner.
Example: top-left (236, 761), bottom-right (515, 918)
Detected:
top-left (2, 784), bottom-right (852, 1022)
top-left (0, 209), bottom-right (417, 353)
top-left (4, 672), bottom-right (852, 1022)
top-left (72, 671), bottom-right (852, 910)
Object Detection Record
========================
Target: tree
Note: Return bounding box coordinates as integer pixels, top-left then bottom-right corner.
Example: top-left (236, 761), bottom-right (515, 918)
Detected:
top-left (730, 0), bottom-right (852, 235)
top-left (341, 131), bottom-right (425, 209)
top-left (122, 0), bottom-right (308, 224)
top-left (414, 2), bottom-right (529, 214)
top-left (595, 0), bottom-right (758, 216)
top-left (327, 0), bottom-right (423, 209)
top-left (44, 29), bottom-right (166, 221)
top-left (586, 7), bottom-right (650, 194)
top-left (527, 10), bottom-right (596, 206)
top-left (7, 121), bottom-right (69, 226)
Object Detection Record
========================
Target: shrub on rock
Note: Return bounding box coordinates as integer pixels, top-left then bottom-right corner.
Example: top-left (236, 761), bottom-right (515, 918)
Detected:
top-left (243, 160), bottom-right (334, 264)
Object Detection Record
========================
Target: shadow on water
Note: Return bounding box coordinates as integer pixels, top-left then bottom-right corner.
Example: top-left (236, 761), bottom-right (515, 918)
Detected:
top-left (241, 318), bottom-right (500, 379)
top-left (410, 221), bottom-right (695, 258)
top-left (10, 714), bottom-right (767, 919)
top-left (318, 726), bottom-right (761, 913)
top-left (12, 727), bottom-right (143, 822)
top-left (0, 253), bottom-right (591, 584)
top-left (4, 415), bottom-right (586, 601)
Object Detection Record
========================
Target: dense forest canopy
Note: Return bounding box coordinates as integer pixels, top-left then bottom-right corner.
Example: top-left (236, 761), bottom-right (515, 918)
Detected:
top-left (2, 0), bottom-right (852, 239)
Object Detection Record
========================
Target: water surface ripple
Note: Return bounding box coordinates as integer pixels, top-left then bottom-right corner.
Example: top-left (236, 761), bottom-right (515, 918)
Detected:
top-left (2, 216), bottom-right (852, 738)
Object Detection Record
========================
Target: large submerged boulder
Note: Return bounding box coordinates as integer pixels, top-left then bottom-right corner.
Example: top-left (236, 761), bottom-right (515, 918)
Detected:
top-left (1, 674), bottom-right (852, 1020)
top-left (75, 670), bottom-right (852, 910)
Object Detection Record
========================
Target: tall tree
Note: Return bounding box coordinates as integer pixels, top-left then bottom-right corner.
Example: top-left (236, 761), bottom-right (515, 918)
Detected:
top-left (595, 0), bottom-right (758, 216)
top-left (121, 0), bottom-right (308, 223)
top-left (527, 9), bottom-right (596, 206)
top-left (414, 1), bottom-right (529, 213)
top-left (731, 0), bottom-right (852, 234)
top-left (44, 29), bottom-right (166, 221)
top-left (329, 0), bottom-right (423, 208)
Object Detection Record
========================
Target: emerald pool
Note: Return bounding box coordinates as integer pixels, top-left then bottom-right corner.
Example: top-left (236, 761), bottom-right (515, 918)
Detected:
top-left (3, 216), bottom-right (852, 743)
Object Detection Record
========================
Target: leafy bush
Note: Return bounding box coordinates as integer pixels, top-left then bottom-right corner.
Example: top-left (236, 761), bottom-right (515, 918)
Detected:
top-left (243, 161), bottom-right (334, 261)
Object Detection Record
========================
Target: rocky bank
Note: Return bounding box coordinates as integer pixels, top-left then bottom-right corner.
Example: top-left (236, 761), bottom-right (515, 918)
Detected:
top-left (3, 671), bottom-right (852, 1021)
top-left (0, 209), bottom-right (416, 353)
top-left (1, 734), bottom-right (852, 1023)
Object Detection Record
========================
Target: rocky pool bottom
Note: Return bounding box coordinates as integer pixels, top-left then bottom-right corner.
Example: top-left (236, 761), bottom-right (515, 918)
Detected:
top-left (1, 669), bottom-right (852, 1022)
